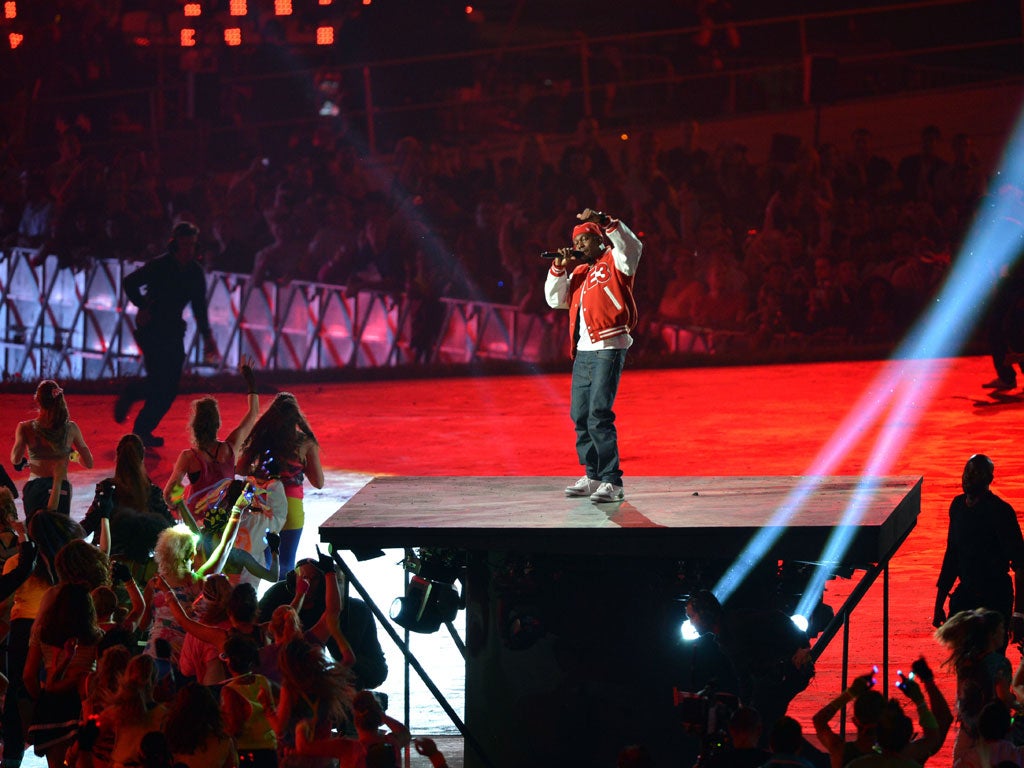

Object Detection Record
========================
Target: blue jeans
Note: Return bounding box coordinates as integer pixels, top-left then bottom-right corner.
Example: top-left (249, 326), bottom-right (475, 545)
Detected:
top-left (570, 349), bottom-right (627, 486)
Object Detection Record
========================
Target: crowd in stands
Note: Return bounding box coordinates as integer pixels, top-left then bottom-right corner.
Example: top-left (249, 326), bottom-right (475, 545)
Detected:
top-left (0, 112), bottom-right (989, 359)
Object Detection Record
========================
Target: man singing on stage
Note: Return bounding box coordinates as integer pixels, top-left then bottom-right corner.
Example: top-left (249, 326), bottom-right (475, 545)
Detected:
top-left (544, 208), bottom-right (643, 503)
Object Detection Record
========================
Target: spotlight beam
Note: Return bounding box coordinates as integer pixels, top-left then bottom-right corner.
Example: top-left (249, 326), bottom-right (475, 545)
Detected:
top-left (717, 114), bottom-right (1024, 608)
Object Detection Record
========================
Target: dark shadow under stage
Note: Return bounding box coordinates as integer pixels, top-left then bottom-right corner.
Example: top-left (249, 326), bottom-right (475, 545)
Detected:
top-left (322, 474), bottom-right (922, 768)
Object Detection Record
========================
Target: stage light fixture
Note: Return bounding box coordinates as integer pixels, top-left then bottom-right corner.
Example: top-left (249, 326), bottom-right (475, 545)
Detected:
top-left (390, 548), bottom-right (465, 634)
top-left (180, 28), bottom-right (197, 46)
top-left (4, 2), bottom-right (16, 20)
top-left (184, 3), bottom-right (201, 17)
top-left (224, 27), bottom-right (242, 46)
top-left (316, 26), bottom-right (333, 45)
top-left (680, 619), bottom-right (700, 642)
top-left (790, 614), bottom-right (808, 633)
top-left (390, 575), bottom-right (460, 634)
top-left (274, 0), bottom-right (293, 15)
top-left (229, 0), bottom-right (247, 16)
top-left (9, 31), bottom-right (23, 48)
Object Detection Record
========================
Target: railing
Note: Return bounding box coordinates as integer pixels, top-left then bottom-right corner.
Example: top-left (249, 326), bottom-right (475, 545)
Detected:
top-left (0, 249), bottom-right (559, 382)
top-left (18, 0), bottom-right (1023, 166)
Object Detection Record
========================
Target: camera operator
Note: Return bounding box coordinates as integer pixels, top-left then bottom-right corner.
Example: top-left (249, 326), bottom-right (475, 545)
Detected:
top-left (682, 590), bottom-right (740, 697)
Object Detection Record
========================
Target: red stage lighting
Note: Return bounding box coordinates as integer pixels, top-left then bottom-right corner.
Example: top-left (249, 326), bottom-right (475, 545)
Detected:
top-left (224, 27), bottom-right (242, 46)
top-left (274, 0), bottom-right (292, 14)
top-left (319, 0), bottom-right (332, 4)
top-left (229, 0), bottom-right (246, 15)
top-left (180, 28), bottom-right (197, 46)
top-left (183, 3), bottom-right (201, 17)
top-left (3, 2), bottom-right (15, 20)
top-left (8, 31), bottom-right (22, 49)
top-left (316, 26), bottom-right (333, 45)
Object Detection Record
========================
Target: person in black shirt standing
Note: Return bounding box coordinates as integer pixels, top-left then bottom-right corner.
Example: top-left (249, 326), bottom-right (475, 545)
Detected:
top-left (116, 222), bottom-right (218, 448)
top-left (934, 454), bottom-right (1024, 642)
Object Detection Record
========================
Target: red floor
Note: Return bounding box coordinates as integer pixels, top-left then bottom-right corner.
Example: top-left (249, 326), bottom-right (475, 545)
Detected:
top-left (5, 354), bottom-right (1019, 764)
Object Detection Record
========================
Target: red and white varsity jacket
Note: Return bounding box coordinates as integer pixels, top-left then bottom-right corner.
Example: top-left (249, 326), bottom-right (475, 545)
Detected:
top-left (544, 218), bottom-right (643, 358)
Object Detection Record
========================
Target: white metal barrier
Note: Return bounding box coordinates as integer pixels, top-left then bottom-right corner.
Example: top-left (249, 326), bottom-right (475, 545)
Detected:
top-left (0, 249), bottom-right (559, 381)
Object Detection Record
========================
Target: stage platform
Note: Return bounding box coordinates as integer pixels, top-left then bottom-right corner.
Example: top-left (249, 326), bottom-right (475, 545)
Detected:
top-left (321, 474), bottom-right (922, 564)
top-left (321, 474), bottom-right (922, 768)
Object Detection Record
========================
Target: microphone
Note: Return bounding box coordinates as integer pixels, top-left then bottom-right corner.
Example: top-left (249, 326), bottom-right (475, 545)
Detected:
top-left (541, 250), bottom-right (585, 259)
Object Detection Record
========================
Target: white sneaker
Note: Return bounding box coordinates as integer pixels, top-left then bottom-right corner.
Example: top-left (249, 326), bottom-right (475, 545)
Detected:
top-left (565, 476), bottom-right (601, 497)
top-left (590, 482), bottom-right (624, 502)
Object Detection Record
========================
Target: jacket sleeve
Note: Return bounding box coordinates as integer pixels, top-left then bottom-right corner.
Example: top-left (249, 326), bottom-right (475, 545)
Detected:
top-left (123, 261), bottom-right (155, 309)
top-left (606, 218), bottom-right (643, 277)
top-left (544, 265), bottom-right (570, 310)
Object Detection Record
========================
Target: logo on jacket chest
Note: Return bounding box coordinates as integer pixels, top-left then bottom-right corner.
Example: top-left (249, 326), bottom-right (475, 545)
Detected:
top-left (587, 263), bottom-right (612, 287)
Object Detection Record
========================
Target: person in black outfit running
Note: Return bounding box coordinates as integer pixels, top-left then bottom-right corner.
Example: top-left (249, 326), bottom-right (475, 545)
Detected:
top-left (116, 222), bottom-right (218, 447)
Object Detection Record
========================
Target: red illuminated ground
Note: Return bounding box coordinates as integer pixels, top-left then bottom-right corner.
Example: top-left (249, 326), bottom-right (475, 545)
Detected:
top-left (5, 354), bottom-right (1020, 764)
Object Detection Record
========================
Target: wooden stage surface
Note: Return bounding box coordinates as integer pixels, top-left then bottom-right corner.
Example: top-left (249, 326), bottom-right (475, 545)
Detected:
top-left (321, 474), bottom-right (922, 565)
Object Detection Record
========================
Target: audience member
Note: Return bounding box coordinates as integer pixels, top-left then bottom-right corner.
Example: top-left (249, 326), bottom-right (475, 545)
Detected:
top-left (162, 357), bottom-right (259, 515)
top-left (702, 706), bottom-right (771, 768)
top-left (165, 683), bottom-right (238, 768)
top-left (81, 434), bottom-right (174, 567)
top-left (236, 393), bottom-right (323, 573)
top-left (257, 555), bottom-right (380, 688)
top-left (11, 378), bottom-right (94, 518)
top-left (935, 608), bottom-right (1013, 759)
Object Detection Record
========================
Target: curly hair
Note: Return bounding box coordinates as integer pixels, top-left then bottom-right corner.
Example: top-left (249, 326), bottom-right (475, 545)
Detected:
top-left (37, 581), bottom-right (102, 647)
top-left (153, 524), bottom-right (198, 582)
top-left (278, 637), bottom-right (354, 727)
top-left (55, 539), bottom-right (111, 588)
top-left (164, 683), bottom-right (226, 756)
top-left (114, 434), bottom-right (150, 514)
top-left (934, 608), bottom-right (1005, 674)
top-left (189, 397), bottom-right (221, 448)
top-left (240, 393), bottom-right (316, 471)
